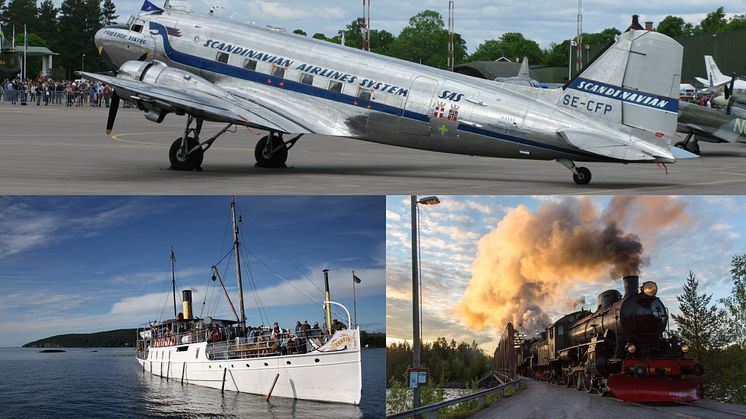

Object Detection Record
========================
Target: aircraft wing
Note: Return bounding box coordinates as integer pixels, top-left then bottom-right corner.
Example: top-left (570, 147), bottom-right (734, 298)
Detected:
top-left (79, 71), bottom-right (308, 134)
top-left (556, 129), bottom-right (698, 161)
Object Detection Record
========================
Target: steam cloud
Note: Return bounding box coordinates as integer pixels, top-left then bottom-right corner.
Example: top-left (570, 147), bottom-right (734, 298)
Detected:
top-left (455, 196), bottom-right (688, 336)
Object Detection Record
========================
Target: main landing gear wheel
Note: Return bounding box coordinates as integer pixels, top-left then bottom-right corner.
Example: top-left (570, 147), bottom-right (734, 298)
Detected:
top-left (573, 167), bottom-right (592, 185)
top-left (169, 137), bottom-right (204, 171)
top-left (255, 134), bottom-right (288, 168)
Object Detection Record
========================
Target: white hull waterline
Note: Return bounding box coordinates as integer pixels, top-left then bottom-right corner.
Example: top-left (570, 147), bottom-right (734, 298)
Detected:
top-left (138, 329), bottom-right (362, 404)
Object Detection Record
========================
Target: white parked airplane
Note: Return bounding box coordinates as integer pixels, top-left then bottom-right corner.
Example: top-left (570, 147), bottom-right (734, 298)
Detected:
top-left (82, 1), bottom-right (696, 185)
top-left (695, 55), bottom-right (746, 91)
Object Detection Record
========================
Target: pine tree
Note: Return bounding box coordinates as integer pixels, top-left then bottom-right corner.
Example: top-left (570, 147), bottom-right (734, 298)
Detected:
top-left (3, 0), bottom-right (37, 32)
top-left (35, 0), bottom-right (57, 44)
top-left (671, 271), bottom-right (731, 359)
top-left (100, 0), bottom-right (117, 26)
top-left (723, 254), bottom-right (746, 348)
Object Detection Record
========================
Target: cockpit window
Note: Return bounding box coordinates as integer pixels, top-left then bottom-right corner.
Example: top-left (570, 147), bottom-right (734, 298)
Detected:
top-left (131, 24), bottom-right (144, 33)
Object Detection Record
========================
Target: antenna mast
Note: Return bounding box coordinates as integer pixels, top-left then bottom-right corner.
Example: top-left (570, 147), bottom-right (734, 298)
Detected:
top-left (170, 246), bottom-right (177, 318)
top-left (231, 197), bottom-right (246, 334)
top-left (448, 1), bottom-right (455, 71)
top-left (576, 0), bottom-right (583, 75)
top-left (362, 0), bottom-right (371, 51)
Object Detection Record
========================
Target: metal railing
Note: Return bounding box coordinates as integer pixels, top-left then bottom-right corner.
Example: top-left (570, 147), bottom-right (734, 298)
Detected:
top-left (386, 378), bottom-right (522, 419)
top-left (1, 90), bottom-right (117, 107)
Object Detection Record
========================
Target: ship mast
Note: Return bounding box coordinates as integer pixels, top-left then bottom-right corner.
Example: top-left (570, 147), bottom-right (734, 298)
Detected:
top-left (231, 197), bottom-right (247, 334)
top-left (170, 246), bottom-right (177, 318)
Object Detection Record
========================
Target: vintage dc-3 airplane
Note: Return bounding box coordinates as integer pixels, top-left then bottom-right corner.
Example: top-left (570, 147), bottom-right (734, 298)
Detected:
top-left (83, 1), bottom-right (695, 185)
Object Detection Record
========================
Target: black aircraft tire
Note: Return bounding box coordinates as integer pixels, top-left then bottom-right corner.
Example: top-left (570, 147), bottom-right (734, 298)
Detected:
top-left (169, 137), bottom-right (203, 171)
top-left (572, 167), bottom-right (592, 185)
top-left (255, 135), bottom-right (288, 168)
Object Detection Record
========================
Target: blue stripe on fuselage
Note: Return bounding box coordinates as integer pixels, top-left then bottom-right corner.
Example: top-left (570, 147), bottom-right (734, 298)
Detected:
top-left (148, 21), bottom-right (603, 159)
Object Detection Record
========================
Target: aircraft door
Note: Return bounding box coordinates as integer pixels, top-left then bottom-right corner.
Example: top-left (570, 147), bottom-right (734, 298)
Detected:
top-left (401, 76), bottom-right (440, 136)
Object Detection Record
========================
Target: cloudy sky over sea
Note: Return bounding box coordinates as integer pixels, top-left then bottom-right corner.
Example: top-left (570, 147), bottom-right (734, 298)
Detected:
top-left (106, 0), bottom-right (745, 50)
top-left (387, 195), bottom-right (746, 353)
top-left (0, 196), bottom-right (385, 347)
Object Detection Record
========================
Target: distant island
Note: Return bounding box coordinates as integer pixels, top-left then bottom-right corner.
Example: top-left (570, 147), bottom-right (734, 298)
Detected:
top-left (23, 329), bottom-right (136, 348)
top-left (24, 328), bottom-right (386, 348)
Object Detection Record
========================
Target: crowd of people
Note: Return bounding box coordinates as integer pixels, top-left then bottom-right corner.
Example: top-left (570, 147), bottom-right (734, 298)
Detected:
top-left (1, 77), bottom-right (113, 107)
top-left (681, 91), bottom-right (719, 108)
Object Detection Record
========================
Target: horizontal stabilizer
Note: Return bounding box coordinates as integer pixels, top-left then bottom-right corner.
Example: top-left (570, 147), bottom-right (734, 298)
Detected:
top-left (558, 129), bottom-right (653, 161)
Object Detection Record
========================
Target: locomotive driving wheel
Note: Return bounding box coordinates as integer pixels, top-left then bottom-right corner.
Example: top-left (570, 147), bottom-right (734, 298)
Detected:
top-left (565, 372), bottom-right (574, 388)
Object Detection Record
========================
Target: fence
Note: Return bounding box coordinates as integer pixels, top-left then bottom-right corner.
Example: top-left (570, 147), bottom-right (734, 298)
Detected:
top-left (1, 90), bottom-right (115, 107)
top-left (386, 379), bottom-right (522, 419)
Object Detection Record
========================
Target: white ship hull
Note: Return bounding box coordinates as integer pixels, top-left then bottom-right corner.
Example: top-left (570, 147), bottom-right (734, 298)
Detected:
top-left (137, 329), bottom-right (362, 404)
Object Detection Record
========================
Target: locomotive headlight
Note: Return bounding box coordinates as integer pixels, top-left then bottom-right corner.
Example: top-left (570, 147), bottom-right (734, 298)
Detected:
top-left (642, 281), bottom-right (658, 296)
top-left (626, 343), bottom-right (636, 354)
top-left (681, 343), bottom-right (690, 353)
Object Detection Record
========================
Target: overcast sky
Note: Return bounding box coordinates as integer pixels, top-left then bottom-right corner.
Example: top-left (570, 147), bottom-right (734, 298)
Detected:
top-left (0, 196), bottom-right (385, 347)
top-left (387, 195), bottom-right (745, 354)
top-left (106, 0), bottom-right (746, 50)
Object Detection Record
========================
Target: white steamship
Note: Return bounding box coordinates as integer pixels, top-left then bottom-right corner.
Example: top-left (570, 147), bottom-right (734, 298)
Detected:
top-left (135, 199), bottom-right (362, 404)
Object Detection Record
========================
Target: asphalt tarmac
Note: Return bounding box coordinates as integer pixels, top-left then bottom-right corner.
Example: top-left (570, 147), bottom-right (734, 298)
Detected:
top-left (471, 380), bottom-right (746, 418)
top-left (3, 103), bottom-right (746, 195)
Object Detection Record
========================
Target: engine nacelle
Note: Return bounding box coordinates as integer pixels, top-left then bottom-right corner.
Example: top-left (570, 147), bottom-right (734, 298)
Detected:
top-left (113, 60), bottom-right (230, 121)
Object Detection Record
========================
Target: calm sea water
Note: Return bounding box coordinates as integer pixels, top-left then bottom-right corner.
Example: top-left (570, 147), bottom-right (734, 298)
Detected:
top-left (0, 347), bottom-right (384, 418)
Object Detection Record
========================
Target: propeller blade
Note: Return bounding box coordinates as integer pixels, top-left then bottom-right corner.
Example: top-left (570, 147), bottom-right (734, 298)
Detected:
top-left (106, 90), bottom-right (120, 135)
top-left (729, 75), bottom-right (736, 99)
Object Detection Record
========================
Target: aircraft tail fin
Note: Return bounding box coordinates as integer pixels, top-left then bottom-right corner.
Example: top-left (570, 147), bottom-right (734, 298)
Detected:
top-left (560, 30), bottom-right (681, 135)
top-left (704, 55), bottom-right (730, 87)
top-left (517, 57), bottom-right (530, 79)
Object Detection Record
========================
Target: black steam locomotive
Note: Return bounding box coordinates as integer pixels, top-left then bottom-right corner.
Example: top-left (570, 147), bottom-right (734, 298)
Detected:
top-left (515, 276), bottom-right (703, 402)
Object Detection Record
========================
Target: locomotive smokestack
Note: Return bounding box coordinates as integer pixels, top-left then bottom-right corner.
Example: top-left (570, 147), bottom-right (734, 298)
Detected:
top-left (623, 276), bottom-right (639, 298)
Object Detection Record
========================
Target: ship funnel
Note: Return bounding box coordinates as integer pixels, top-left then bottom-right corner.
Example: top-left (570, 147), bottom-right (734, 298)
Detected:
top-left (182, 290), bottom-right (193, 320)
top-left (623, 276), bottom-right (639, 298)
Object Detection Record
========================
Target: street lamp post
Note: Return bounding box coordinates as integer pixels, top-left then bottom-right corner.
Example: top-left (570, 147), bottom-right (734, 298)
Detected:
top-left (411, 195), bottom-right (440, 409)
top-left (82, 53), bottom-right (86, 73)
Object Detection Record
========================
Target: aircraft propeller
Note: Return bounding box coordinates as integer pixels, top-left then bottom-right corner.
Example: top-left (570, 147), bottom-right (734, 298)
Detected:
top-left (726, 75), bottom-right (736, 115)
top-left (106, 90), bottom-right (120, 135)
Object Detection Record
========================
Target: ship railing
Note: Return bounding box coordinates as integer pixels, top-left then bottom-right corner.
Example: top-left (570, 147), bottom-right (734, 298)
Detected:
top-left (205, 331), bottom-right (330, 360)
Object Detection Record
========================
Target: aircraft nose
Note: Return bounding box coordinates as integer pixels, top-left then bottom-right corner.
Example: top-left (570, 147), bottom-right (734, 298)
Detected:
top-left (94, 28), bottom-right (105, 51)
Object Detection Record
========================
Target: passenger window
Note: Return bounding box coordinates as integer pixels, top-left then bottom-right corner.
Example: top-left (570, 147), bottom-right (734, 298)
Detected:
top-left (328, 80), bottom-right (343, 93)
top-left (243, 59), bottom-right (257, 71)
top-left (216, 52), bottom-right (229, 64)
top-left (271, 66), bottom-right (286, 78)
top-left (357, 89), bottom-right (372, 101)
top-left (557, 324), bottom-right (564, 336)
top-left (300, 73), bottom-right (314, 86)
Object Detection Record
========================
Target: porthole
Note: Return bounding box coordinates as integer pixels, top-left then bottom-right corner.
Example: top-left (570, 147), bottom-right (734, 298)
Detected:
top-left (246, 364), bottom-right (250, 368)
top-left (264, 362), bottom-right (268, 367)
top-left (231, 364), bottom-right (234, 368)
top-left (286, 361), bottom-right (291, 365)
top-left (315, 358), bottom-right (320, 363)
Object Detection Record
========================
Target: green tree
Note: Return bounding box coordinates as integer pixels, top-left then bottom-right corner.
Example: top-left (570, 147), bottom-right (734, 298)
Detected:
top-left (389, 10), bottom-right (466, 69)
top-left (469, 32), bottom-right (543, 64)
top-left (35, 0), bottom-right (57, 43)
top-left (3, 0), bottom-right (37, 32)
top-left (338, 17), bottom-right (366, 49)
top-left (671, 271), bottom-right (731, 359)
top-left (727, 14), bottom-right (746, 32)
top-left (311, 32), bottom-right (327, 41)
top-left (56, 0), bottom-right (105, 76)
top-left (700, 7), bottom-right (728, 33)
top-left (100, 0), bottom-right (117, 25)
top-left (656, 15), bottom-right (695, 37)
top-left (292, 29), bottom-right (306, 36)
top-left (723, 254), bottom-right (746, 347)
top-left (369, 29), bottom-right (395, 55)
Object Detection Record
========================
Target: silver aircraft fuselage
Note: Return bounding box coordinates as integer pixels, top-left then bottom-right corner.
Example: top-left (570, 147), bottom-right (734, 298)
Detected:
top-left (94, 10), bottom-right (681, 167)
